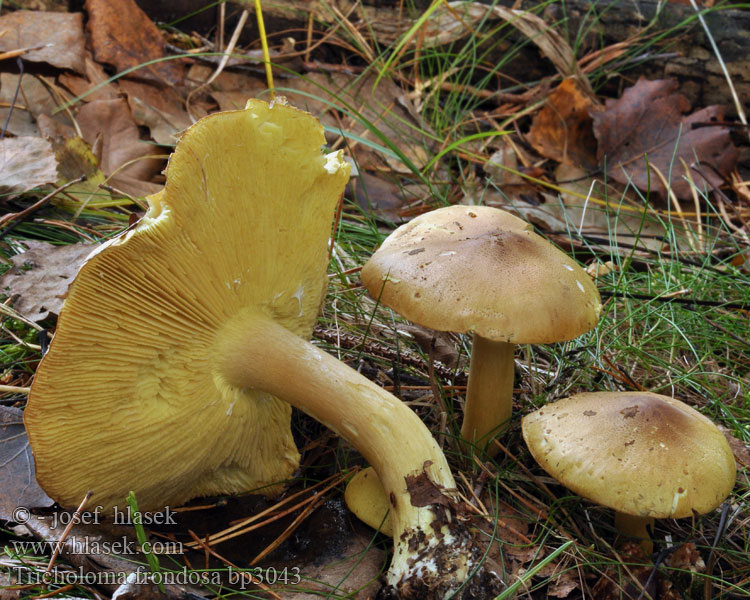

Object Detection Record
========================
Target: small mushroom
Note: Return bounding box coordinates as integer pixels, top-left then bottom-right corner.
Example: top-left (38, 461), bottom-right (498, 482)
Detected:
top-left (522, 391), bottom-right (736, 551)
top-left (25, 100), bottom-right (501, 599)
top-left (344, 466), bottom-right (394, 537)
top-left (361, 205), bottom-right (601, 453)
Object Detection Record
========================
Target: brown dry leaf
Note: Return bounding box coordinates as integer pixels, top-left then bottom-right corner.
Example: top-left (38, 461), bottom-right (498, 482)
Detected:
top-left (718, 425), bottom-right (750, 468)
top-left (665, 542), bottom-right (705, 573)
top-left (0, 74), bottom-right (76, 137)
top-left (75, 98), bottom-right (163, 197)
top-left (528, 78), bottom-right (598, 169)
top-left (534, 559), bottom-right (580, 598)
top-left (591, 542), bottom-right (655, 600)
top-left (187, 64), bottom-right (267, 112)
top-left (280, 72), bottom-right (434, 173)
top-left (0, 11), bottom-right (85, 73)
top-left (0, 241), bottom-right (94, 322)
top-left (0, 406), bottom-right (54, 521)
top-left (398, 324), bottom-right (465, 370)
top-left (546, 570), bottom-right (580, 598)
top-left (350, 172), bottom-right (412, 224)
top-left (58, 52), bottom-right (121, 102)
top-left (85, 0), bottom-right (183, 85)
top-left (119, 79), bottom-right (194, 146)
top-left (0, 137), bottom-right (57, 195)
top-left (0, 73), bottom-right (37, 137)
top-left (591, 78), bottom-right (738, 199)
top-left (269, 535), bottom-right (385, 599)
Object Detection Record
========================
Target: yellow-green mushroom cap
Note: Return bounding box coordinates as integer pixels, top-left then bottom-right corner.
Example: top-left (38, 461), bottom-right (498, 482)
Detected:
top-left (344, 466), bottom-right (394, 537)
top-left (25, 99), bottom-right (351, 512)
top-left (522, 392), bottom-right (736, 518)
top-left (360, 205), bottom-right (601, 343)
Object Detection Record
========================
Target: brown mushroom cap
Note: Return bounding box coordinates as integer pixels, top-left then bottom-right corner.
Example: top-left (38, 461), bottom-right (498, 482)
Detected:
top-left (360, 205), bottom-right (601, 343)
top-left (522, 392), bottom-right (736, 518)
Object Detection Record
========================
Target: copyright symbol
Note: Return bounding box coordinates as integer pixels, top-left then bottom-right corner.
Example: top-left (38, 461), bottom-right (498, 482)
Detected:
top-left (12, 507), bottom-right (30, 524)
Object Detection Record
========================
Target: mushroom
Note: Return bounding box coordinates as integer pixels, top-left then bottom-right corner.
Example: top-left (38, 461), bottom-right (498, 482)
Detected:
top-left (344, 466), bottom-right (394, 537)
top-left (522, 391), bottom-right (736, 551)
top-left (25, 99), bottom-right (502, 598)
top-left (360, 205), bottom-right (601, 453)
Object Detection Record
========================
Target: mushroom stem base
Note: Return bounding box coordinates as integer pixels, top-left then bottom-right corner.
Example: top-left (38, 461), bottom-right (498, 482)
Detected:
top-left (614, 512), bottom-right (654, 554)
top-left (216, 312), bottom-right (503, 597)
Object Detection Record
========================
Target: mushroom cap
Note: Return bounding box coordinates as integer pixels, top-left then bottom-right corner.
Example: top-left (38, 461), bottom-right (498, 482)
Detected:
top-left (344, 466), bottom-right (394, 537)
top-left (522, 392), bottom-right (736, 519)
top-left (360, 205), bottom-right (601, 343)
top-left (25, 99), bottom-right (351, 511)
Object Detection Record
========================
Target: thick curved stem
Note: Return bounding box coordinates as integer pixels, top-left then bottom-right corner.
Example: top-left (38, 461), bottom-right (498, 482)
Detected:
top-left (614, 512), bottom-right (654, 554)
top-left (460, 337), bottom-right (515, 456)
top-left (216, 313), bottom-right (503, 598)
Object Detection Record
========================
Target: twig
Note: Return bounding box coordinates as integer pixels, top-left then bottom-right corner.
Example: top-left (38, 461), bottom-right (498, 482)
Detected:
top-left (43, 491), bottom-right (92, 584)
top-left (0, 385), bottom-right (30, 394)
top-left (0, 43), bottom-right (52, 61)
top-left (0, 176), bottom-right (86, 240)
top-left (185, 531), bottom-right (282, 600)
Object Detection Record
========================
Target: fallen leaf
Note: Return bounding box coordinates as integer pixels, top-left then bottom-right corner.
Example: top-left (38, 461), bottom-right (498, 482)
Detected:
top-left (665, 542), bottom-right (705, 573)
top-left (350, 172), bottom-right (410, 224)
top-left (0, 74), bottom-right (75, 136)
top-left (0, 406), bottom-right (54, 521)
top-left (591, 542), bottom-right (655, 600)
top-left (0, 10), bottom-right (85, 73)
top-left (591, 78), bottom-right (738, 199)
top-left (404, 469), bottom-right (454, 508)
top-left (547, 570), bottom-right (580, 598)
top-left (528, 78), bottom-right (598, 169)
top-left (398, 324), bottom-right (465, 370)
top-left (75, 98), bottom-right (163, 197)
top-left (484, 141), bottom-right (526, 186)
top-left (718, 425), bottom-right (750, 468)
top-left (0, 137), bottom-right (58, 195)
top-left (0, 241), bottom-right (94, 322)
top-left (0, 73), bottom-right (37, 137)
top-left (269, 534), bottom-right (385, 599)
top-left (58, 52), bottom-right (121, 103)
top-left (119, 79), bottom-right (194, 146)
top-left (187, 64), bottom-right (267, 112)
top-left (85, 0), bottom-right (183, 85)
top-left (280, 72), bottom-right (435, 173)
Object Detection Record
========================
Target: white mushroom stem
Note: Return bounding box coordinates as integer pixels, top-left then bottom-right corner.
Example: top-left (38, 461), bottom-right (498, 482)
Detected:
top-left (217, 312), bottom-right (501, 598)
top-left (614, 512), bottom-right (655, 554)
top-left (460, 336), bottom-right (515, 456)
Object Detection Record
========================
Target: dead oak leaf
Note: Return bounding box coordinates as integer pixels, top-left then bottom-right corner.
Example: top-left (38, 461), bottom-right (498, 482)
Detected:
top-left (0, 137), bottom-right (58, 195)
top-left (0, 11), bottom-right (85, 73)
top-left (527, 78), bottom-right (598, 170)
top-left (0, 406), bottom-right (54, 521)
top-left (85, 0), bottom-right (183, 86)
top-left (0, 241), bottom-right (95, 323)
top-left (591, 78), bottom-right (738, 199)
top-left (75, 97), bottom-right (163, 197)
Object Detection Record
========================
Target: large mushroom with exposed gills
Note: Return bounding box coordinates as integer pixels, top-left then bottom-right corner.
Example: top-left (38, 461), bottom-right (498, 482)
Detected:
top-left (25, 99), bottom-right (502, 599)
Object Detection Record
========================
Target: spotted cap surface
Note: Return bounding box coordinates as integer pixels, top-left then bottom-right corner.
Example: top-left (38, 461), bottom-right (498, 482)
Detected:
top-left (522, 392), bottom-right (736, 518)
top-left (361, 205), bottom-right (601, 343)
